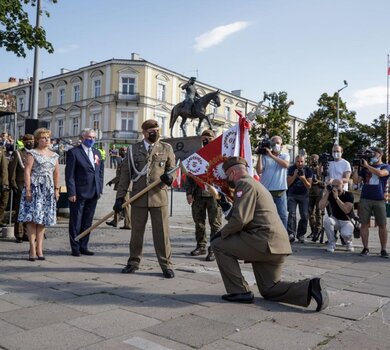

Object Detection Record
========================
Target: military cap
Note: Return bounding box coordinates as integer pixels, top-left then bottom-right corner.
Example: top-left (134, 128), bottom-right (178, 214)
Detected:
top-left (22, 134), bottom-right (34, 141)
top-left (371, 147), bottom-right (383, 155)
top-left (222, 156), bottom-right (248, 172)
top-left (141, 119), bottom-right (159, 130)
top-left (201, 129), bottom-right (215, 137)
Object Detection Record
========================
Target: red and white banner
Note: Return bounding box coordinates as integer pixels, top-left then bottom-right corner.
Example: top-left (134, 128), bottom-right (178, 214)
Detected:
top-left (182, 111), bottom-right (253, 194)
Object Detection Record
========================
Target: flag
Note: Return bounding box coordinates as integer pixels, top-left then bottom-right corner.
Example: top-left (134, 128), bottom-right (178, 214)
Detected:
top-left (182, 111), bottom-right (253, 195)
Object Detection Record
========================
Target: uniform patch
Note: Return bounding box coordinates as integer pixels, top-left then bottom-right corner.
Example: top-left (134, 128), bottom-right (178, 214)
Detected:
top-left (236, 190), bottom-right (243, 197)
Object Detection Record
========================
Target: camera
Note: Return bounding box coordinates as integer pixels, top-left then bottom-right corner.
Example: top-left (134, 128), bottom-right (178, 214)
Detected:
top-left (353, 148), bottom-right (376, 167)
top-left (318, 152), bottom-right (334, 177)
top-left (326, 184), bottom-right (333, 192)
top-left (297, 169), bottom-right (304, 176)
top-left (255, 128), bottom-right (272, 155)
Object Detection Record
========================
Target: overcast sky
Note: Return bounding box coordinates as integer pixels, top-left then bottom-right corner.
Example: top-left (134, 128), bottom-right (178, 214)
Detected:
top-left (1, 0), bottom-right (389, 124)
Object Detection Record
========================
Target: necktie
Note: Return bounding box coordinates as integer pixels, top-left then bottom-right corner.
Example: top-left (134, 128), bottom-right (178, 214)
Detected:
top-left (88, 148), bottom-right (94, 168)
top-left (148, 144), bottom-right (153, 156)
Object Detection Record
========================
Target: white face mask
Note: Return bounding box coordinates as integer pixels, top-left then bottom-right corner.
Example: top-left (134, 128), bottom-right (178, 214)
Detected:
top-left (333, 151), bottom-right (341, 160)
top-left (272, 144), bottom-right (281, 152)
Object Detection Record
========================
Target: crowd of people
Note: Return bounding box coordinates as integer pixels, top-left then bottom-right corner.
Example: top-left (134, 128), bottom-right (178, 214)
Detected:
top-left (1, 120), bottom-right (390, 312)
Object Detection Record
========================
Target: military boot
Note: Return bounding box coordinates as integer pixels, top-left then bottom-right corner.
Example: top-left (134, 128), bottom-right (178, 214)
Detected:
top-left (205, 246), bottom-right (215, 261)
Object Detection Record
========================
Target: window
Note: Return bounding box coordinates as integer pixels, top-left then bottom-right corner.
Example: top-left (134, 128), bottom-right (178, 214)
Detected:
top-left (18, 97), bottom-right (24, 112)
top-left (72, 117), bottom-right (79, 136)
top-left (211, 104), bottom-right (218, 115)
top-left (224, 106), bottom-right (231, 120)
top-left (157, 83), bottom-right (166, 101)
top-left (17, 126), bottom-right (23, 138)
top-left (156, 115), bottom-right (166, 136)
top-left (58, 120), bottom-right (64, 137)
top-left (121, 111), bottom-right (134, 131)
top-left (46, 91), bottom-right (52, 107)
top-left (73, 85), bottom-right (80, 102)
top-left (45, 121), bottom-right (51, 131)
top-left (93, 79), bottom-right (101, 97)
top-left (91, 112), bottom-right (100, 130)
top-left (59, 88), bottom-right (65, 105)
top-left (121, 77), bottom-right (135, 95)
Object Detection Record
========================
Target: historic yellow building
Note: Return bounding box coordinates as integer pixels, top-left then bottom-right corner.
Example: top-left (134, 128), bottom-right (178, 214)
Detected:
top-left (0, 53), bottom-right (305, 160)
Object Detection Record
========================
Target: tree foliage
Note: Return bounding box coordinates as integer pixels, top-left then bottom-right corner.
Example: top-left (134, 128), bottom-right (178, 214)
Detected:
top-left (0, 0), bottom-right (57, 57)
top-left (250, 91), bottom-right (294, 147)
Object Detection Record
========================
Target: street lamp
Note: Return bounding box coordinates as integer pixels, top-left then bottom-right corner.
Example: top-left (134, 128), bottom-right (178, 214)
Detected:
top-left (336, 80), bottom-right (348, 145)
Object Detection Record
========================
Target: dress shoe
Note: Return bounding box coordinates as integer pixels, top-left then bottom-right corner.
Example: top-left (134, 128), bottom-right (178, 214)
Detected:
top-left (106, 220), bottom-right (117, 227)
top-left (28, 256), bottom-right (37, 262)
top-left (15, 238), bottom-right (23, 243)
top-left (121, 264), bottom-right (139, 274)
top-left (190, 247), bottom-right (207, 256)
top-left (22, 236), bottom-right (29, 242)
top-left (71, 251), bottom-right (81, 257)
top-left (120, 226), bottom-right (131, 230)
top-left (80, 249), bottom-right (94, 256)
top-left (205, 247), bottom-right (215, 261)
top-left (162, 269), bottom-right (175, 278)
top-left (37, 256), bottom-right (46, 261)
top-left (222, 291), bottom-right (254, 304)
top-left (310, 278), bottom-right (329, 312)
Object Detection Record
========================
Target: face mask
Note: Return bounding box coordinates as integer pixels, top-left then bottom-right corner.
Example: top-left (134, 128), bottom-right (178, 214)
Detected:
top-left (83, 139), bottom-right (95, 148)
top-left (370, 157), bottom-right (378, 164)
top-left (202, 139), bottom-right (209, 146)
top-left (311, 161), bottom-right (318, 166)
top-left (272, 144), bottom-right (281, 152)
top-left (147, 131), bottom-right (159, 143)
top-left (333, 152), bottom-right (341, 160)
top-left (24, 142), bottom-right (34, 150)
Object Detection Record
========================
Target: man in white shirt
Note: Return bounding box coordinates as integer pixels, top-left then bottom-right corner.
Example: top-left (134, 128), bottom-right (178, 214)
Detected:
top-left (327, 144), bottom-right (351, 191)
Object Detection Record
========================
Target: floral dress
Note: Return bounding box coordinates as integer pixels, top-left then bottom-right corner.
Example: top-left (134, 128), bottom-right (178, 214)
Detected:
top-left (18, 149), bottom-right (59, 226)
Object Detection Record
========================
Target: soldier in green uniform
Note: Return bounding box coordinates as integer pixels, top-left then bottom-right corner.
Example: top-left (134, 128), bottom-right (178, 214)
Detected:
top-left (8, 134), bottom-right (35, 242)
top-left (211, 156), bottom-right (329, 312)
top-left (114, 119), bottom-right (176, 278)
top-left (0, 140), bottom-right (10, 227)
top-left (185, 129), bottom-right (222, 261)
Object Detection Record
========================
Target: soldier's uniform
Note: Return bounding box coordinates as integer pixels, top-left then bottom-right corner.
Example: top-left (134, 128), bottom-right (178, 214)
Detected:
top-left (116, 120), bottom-right (175, 273)
top-left (212, 157), bottom-right (317, 308)
top-left (8, 147), bottom-right (29, 240)
top-left (0, 147), bottom-right (9, 225)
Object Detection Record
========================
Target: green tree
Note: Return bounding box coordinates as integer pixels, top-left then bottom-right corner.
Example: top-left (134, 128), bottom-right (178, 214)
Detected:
top-left (0, 0), bottom-right (57, 57)
top-left (250, 91), bottom-right (293, 147)
top-left (297, 93), bottom-right (357, 160)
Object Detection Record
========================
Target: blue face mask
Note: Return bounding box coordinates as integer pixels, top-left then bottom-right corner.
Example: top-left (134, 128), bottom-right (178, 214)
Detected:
top-left (83, 139), bottom-right (95, 148)
top-left (370, 157), bottom-right (378, 164)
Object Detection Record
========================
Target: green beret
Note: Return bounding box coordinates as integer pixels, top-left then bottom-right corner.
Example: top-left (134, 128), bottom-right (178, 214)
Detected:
top-left (222, 156), bottom-right (248, 172)
top-left (141, 119), bottom-right (159, 130)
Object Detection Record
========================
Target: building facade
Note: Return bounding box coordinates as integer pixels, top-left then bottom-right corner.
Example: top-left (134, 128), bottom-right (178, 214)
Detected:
top-left (0, 53), bottom-right (305, 163)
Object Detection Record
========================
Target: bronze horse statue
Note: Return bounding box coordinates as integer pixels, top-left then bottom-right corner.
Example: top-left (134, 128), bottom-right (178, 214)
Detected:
top-left (169, 90), bottom-right (221, 137)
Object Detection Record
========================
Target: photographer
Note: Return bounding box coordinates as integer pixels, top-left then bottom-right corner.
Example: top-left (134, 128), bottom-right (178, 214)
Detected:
top-left (319, 179), bottom-right (354, 253)
top-left (308, 154), bottom-right (323, 240)
top-left (352, 147), bottom-right (390, 258)
top-left (327, 144), bottom-right (351, 190)
top-left (287, 155), bottom-right (313, 243)
top-left (256, 135), bottom-right (290, 229)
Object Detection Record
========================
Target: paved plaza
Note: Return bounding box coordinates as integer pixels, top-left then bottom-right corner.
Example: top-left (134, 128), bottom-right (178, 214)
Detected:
top-left (1, 182), bottom-right (390, 349)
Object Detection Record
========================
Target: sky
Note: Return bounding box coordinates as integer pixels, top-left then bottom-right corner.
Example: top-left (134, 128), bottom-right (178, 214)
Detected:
top-left (1, 0), bottom-right (390, 125)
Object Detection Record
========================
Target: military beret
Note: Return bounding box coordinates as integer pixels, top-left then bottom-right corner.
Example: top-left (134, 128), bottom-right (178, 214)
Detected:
top-left (222, 156), bottom-right (248, 172)
top-left (141, 119), bottom-right (159, 130)
top-left (22, 134), bottom-right (34, 141)
top-left (371, 147), bottom-right (383, 155)
top-left (201, 129), bottom-right (215, 137)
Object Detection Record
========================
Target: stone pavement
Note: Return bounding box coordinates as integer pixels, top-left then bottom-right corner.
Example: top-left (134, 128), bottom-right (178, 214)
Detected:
top-left (0, 190), bottom-right (390, 350)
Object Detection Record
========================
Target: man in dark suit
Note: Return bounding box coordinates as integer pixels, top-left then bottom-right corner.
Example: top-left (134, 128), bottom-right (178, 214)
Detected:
top-left (65, 128), bottom-right (104, 256)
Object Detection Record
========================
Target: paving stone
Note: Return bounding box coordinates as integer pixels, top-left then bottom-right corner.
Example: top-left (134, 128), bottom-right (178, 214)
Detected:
top-left (51, 280), bottom-right (116, 296)
top-left (120, 295), bottom-right (207, 321)
top-left (0, 303), bottom-right (86, 330)
top-left (193, 302), bottom-right (271, 328)
top-left (323, 290), bottom-right (390, 320)
top-left (80, 331), bottom-right (194, 350)
top-left (0, 318), bottom-right (24, 338)
top-left (146, 314), bottom-right (237, 348)
top-left (364, 273), bottom-right (390, 286)
top-left (0, 323), bottom-right (103, 350)
top-left (0, 298), bottom-right (22, 312)
top-left (345, 283), bottom-right (390, 298)
top-left (227, 320), bottom-right (326, 350)
top-left (200, 339), bottom-right (258, 350)
top-left (327, 267), bottom-right (381, 279)
top-left (67, 308), bottom-right (160, 339)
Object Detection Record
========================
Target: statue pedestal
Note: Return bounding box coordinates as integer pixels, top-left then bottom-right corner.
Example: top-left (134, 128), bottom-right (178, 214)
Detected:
top-left (163, 136), bottom-right (202, 162)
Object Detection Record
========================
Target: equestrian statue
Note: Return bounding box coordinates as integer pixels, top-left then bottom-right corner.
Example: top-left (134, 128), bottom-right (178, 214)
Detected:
top-left (169, 77), bottom-right (221, 137)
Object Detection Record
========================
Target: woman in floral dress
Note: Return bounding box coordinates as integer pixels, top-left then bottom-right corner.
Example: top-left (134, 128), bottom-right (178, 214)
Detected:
top-left (18, 128), bottom-right (60, 261)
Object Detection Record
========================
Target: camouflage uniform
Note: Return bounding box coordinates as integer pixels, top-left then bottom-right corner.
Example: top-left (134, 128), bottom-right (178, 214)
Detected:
top-left (185, 176), bottom-right (222, 251)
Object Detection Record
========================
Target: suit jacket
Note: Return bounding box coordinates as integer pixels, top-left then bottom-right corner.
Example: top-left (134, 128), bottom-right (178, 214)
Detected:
top-left (221, 176), bottom-right (292, 255)
top-left (116, 140), bottom-right (175, 207)
top-left (0, 148), bottom-right (9, 187)
top-left (65, 145), bottom-right (104, 200)
top-left (9, 149), bottom-right (28, 188)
